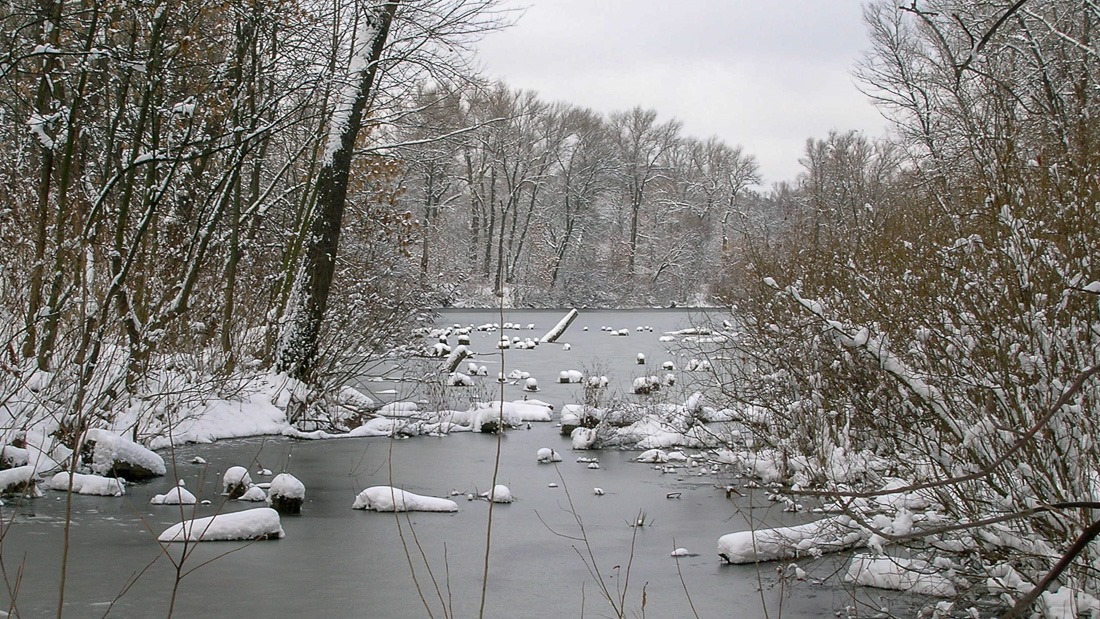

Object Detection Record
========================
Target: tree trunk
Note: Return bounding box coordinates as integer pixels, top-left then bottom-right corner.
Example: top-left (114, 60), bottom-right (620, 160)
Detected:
top-left (276, 1), bottom-right (399, 382)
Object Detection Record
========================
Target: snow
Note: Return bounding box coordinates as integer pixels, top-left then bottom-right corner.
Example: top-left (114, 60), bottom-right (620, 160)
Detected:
top-left (47, 472), bottom-right (125, 497)
top-left (717, 516), bottom-right (867, 564)
top-left (158, 507), bottom-right (285, 542)
top-left (84, 429), bottom-right (166, 478)
top-left (321, 12), bottom-right (383, 164)
top-left (150, 485), bottom-right (198, 505)
top-left (352, 486), bottom-right (458, 512)
top-left (268, 473), bottom-right (306, 500)
top-left (146, 374), bottom-right (292, 449)
top-left (844, 554), bottom-right (957, 597)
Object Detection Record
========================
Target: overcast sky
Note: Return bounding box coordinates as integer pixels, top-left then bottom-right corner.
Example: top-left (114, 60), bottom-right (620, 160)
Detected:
top-left (472, 0), bottom-right (890, 185)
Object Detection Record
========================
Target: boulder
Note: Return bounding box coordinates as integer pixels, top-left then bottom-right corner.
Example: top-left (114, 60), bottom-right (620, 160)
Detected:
top-left (81, 429), bottom-right (166, 481)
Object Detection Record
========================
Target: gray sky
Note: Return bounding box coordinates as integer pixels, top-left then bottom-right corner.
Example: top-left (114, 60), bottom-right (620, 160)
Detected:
top-left (473, 0), bottom-right (890, 185)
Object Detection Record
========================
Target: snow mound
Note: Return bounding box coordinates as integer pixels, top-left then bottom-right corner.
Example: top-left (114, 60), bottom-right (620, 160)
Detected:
top-left (352, 486), bottom-right (458, 512)
top-left (158, 507), bottom-right (285, 542)
top-left (717, 516), bottom-right (867, 564)
top-left (48, 472), bottom-right (125, 497)
top-left (238, 486), bottom-right (267, 502)
top-left (844, 554), bottom-right (957, 597)
top-left (150, 485), bottom-right (198, 505)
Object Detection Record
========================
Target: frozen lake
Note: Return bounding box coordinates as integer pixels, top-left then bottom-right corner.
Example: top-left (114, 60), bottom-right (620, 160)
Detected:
top-left (0, 309), bottom-right (910, 617)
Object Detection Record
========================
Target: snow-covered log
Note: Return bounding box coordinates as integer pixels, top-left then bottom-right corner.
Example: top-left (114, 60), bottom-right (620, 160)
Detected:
top-left (158, 507), bottom-right (285, 542)
top-left (352, 486), bottom-right (457, 512)
top-left (844, 554), bottom-right (957, 597)
top-left (48, 472), bottom-right (125, 497)
top-left (717, 516), bottom-right (866, 564)
top-left (539, 309), bottom-right (579, 343)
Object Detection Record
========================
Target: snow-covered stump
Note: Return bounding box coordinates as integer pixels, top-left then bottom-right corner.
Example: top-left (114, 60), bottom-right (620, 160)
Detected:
top-left (539, 308), bottom-right (579, 343)
top-left (268, 473), bottom-right (306, 515)
top-left (717, 516), bottom-right (867, 564)
top-left (222, 466), bottom-right (253, 499)
top-left (158, 507), bottom-right (285, 542)
top-left (81, 429), bottom-right (166, 482)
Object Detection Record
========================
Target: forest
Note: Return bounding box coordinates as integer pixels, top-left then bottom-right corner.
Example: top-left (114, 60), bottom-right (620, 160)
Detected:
top-left (1, 0), bottom-right (1099, 616)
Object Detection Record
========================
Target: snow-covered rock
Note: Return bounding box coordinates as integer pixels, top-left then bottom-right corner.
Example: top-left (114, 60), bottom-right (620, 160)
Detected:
top-left (48, 472), bottom-right (125, 497)
top-left (82, 429), bottom-right (166, 481)
top-left (0, 465), bottom-right (38, 496)
top-left (536, 448), bottom-right (563, 463)
top-left (352, 486), bottom-right (458, 512)
top-left (484, 484), bottom-right (514, 503)
top-left (558, 370), bottom-right (583, 384)
top-left (158, 507), bottom-right (285, 542)
top-left (571, 427), bottom-right (598, 450)
top-left (0, 445), bottom-right (29, 469)
top-left (717, 516), bottom-right (867, 564)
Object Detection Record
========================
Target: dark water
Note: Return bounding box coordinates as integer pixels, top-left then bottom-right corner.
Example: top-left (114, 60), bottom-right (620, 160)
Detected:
top-left (0, 309), bottom-right (906, 618)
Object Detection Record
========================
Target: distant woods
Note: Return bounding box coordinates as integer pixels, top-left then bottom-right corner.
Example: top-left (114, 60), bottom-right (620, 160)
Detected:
top-left (396, 87), bottom-right (762, 307)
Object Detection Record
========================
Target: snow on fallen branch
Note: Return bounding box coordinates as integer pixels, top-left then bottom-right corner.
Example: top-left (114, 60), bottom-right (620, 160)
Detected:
top-left (540, 308), bottom-right (579, 343)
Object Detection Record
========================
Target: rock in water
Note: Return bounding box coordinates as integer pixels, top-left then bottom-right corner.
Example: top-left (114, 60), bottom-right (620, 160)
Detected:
top-left (81, 429), bottom-right (166, 481)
